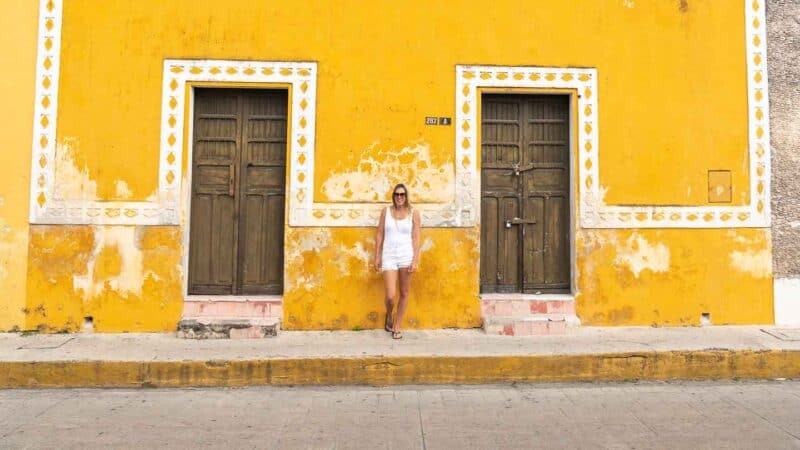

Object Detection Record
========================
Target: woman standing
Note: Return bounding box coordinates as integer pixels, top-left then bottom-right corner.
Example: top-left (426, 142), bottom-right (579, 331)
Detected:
top-left (373, 183), bottom-right (420, 339)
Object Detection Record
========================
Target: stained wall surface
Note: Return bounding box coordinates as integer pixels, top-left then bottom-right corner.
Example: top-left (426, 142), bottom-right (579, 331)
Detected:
top-left (1, 0), bottom-right (777, 331)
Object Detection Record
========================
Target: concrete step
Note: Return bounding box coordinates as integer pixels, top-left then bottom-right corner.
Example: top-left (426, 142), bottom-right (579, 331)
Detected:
top-left (480, 296), bottom-right (576, 317)
top-left (482, 315), bottom-right (571, 336)
top-left (177, 317), bottom-right (280, 339)
top-left (182, 300), bottom-right (283, 319)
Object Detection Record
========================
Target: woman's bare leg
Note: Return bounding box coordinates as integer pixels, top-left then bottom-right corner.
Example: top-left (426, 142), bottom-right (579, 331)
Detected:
top-left (383, 270), bottom-right (398, 326)
top-left (394, 268), bottom-right (412, 332)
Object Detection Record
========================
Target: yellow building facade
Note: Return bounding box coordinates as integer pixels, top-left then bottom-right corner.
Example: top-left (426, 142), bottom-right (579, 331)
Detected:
top-left (0, 0), bottom-right (775, 332)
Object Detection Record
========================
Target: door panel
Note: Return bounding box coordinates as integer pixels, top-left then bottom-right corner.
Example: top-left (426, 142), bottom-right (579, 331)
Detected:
top-left (188, 89), bottom-right (287, 296)
top-left (481, 94), bottom-right (571, 294)
top-left (188, 91), bottom-right (239, 294)
top-left (238, 90), bottom-right (287, 295)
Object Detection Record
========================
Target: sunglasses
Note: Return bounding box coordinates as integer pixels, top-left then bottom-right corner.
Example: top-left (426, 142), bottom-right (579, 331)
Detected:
top-left (393, 192), bottom-right (407, 197)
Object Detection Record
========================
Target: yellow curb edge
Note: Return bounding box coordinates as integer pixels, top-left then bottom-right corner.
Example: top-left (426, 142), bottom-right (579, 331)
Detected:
top-left (1, 350), bottom-right (799, 388)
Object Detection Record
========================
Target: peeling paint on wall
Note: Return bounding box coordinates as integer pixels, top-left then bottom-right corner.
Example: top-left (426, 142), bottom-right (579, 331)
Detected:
top-left (25, 225), bottom-right (182, 332)
top-left (730, 249), bottom-right (771, 278)
top-left (283, 227), bottom-right (480, 331)
top-left (321, 143), bottom-right (454, 203)
top-left (73, 227), bottom-right (147, 299)
top-left (114, 180), bottom-right (133, 200)
top-left (614, 233), bottom-right (671, 278)
top-left (53, 138), bottom-right (97, 201)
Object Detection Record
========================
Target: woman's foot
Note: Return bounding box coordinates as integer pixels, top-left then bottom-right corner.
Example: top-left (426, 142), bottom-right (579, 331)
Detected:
top-left (391, 330), bottom-right (403, 339)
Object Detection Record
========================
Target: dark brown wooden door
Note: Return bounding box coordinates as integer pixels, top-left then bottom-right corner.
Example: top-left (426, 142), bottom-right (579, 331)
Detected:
top-left (188, 89), bottom-right (287, 295)
top-left (480, 95), bottom-right (570, 294)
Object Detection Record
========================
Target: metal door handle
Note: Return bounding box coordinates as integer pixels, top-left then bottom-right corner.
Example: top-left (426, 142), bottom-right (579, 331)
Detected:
top-left (505, 217), bottom-right (536, 228)
top-left (506, 163), bottom-right (536, 176)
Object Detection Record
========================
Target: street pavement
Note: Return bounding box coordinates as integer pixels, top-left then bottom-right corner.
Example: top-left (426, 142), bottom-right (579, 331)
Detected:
top-left (1, 381), bottom-right (799, 449)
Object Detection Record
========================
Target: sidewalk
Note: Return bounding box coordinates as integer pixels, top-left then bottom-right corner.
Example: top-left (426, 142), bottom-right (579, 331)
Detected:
top-left (1, 326), bottom-right (799, 388)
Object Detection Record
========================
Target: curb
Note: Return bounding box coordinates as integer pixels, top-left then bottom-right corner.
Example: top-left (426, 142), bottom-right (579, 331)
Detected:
top-left (2, 350), bottom-right (799, 388)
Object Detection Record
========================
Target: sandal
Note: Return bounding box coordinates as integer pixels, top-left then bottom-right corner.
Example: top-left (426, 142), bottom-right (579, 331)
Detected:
top-left (391, 330), bottom-right (403, 340)
top-left (384, 314), bottom-right (393, 332)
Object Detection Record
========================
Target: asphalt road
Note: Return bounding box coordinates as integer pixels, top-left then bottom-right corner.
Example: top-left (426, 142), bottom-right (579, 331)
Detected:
top-left (2, 381), bottom-right (799, 449)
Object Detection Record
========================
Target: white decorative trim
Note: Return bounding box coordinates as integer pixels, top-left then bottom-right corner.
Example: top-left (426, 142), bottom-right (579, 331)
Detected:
top-left (164, 59), bottom-right (318, 229)
top-left (28, 0), bottom-right (771, 228)
top-left (456, 65), bottom-right (596, 229)
top-left (29, 0), bottom-right (64, 223)
top-left (457, 2), bottom-right (770, 229)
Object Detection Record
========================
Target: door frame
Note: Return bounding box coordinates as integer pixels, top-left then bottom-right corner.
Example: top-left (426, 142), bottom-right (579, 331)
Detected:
top-left (181, 82), bottom-right (293, 302)
top-left (477, 87), bottom-right (578, 297)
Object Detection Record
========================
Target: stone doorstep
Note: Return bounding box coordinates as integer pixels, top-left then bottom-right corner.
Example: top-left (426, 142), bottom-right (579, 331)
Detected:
top-left (480, 297), bottom-right (576, 317)
top-left (177, 317), bottom-right (280, 339)
top-left (482, 315), bottom-right (576, 336)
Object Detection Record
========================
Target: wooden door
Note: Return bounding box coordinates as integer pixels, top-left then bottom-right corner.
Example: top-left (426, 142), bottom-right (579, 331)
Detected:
top-left (480, 94), bottom-right (570, 294)
top-left (188, 89), bottom-right (287, 295)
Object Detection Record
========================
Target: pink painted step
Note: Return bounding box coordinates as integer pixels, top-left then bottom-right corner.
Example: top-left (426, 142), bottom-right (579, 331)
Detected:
top-left (480, 295), bottom-right (579, 336)
top-left (480, 298), bottom-right (575, 317)
top-left (483, 316), bottom-right (568, 336)
top-left (182, 300), bottom-right (283, 319)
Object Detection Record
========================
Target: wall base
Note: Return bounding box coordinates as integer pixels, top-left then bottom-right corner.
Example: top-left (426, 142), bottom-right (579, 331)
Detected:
top-left (774, 277), bottom-right (800, 325)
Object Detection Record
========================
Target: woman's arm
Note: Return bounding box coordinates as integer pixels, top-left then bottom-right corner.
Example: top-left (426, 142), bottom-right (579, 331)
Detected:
top-left (410, 209), bottom-right (421, 272)
top-left (374, 208), bottom-right (386, 271)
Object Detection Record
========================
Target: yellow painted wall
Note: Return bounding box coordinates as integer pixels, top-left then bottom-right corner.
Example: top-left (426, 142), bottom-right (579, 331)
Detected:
top-left (0, 1), bottom-right (37, 331)
top-left (12, 0), bottom-right (773, 331)
top-left (576, 229), bottom-right (772, 325)
top-left (25, 225), bottom-right (183, 332)
top-left (56, 0), bottom-right (749, 206)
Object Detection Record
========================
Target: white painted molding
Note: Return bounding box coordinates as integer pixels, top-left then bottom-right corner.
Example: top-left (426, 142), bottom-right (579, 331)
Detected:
top-left (28, 0), bottom-right (771, 228)
top-left (163, 59), bottom-right (318, 228)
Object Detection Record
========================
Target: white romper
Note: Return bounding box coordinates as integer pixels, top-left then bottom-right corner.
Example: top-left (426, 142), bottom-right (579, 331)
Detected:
top-left (382, 206), bottom-right (414, 271)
